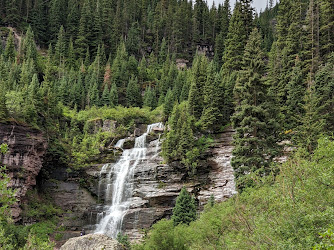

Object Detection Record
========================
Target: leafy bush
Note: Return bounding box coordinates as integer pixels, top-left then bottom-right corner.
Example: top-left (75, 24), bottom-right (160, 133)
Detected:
top-left (116, 232), bottom-right (130, 249)
top-left (136, 137), bottom-right (334, 249)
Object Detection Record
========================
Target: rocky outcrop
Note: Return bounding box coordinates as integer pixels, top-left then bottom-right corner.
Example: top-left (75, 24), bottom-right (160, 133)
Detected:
top-left (0, 122), bottom-right (47, 221)
top-left (59, 234), bottom-right (123, 250)
top-left (121, 128), bottom-right (236, 240)
top-left (40, 125), bottom-right (236, 242)
top-left (84, 127), bottom-right (236, 241)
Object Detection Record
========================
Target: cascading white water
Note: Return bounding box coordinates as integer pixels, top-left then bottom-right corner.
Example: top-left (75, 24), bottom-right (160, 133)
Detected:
top-left (95, 123), bottom-right (163, 238)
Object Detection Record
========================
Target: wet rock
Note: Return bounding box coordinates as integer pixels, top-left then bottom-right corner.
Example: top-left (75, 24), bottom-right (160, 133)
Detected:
top-left (60, 234), bottom-right (123, 250)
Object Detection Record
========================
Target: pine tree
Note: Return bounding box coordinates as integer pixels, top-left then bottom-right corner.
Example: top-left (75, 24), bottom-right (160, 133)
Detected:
top-left (126, 21), bottom-right (140, 56)
top-left (286, 56), bottom-right (306, 131)
top-left (0, 90), bottom-right (9, 120)
top-left (92, 0), bottom-right (103, 53)
top-left (5, 0), bottom-right (20, 26)
top-left (54, 26), bottom-right (67, 67)
top-left (172, 187), bottom-right (196, 226)
top-left (296, 88), bottom-right (325, 153)
top-left (75, 0), bottom-right (92, 59)
top-left (30, 0), bottom-right (48, 45)
top-left (67, 37), bottom-right (76, 69)
top-left (201, 62), bottom-right (222, 132)
top-left (221, 2), bottom-right (250, 75)
top-left (143, 86), bottom-right (156, 109)
top-left (188, 55), bottom-right (208, 119)
top-left (214, 0), bottom-right (230, 67)
top-left (4, 31), bottom-right (16, 62)
top-left (163, 88), bottom-right (175, 120)
top-left (101, 84), bottom-right (110, 106)
top-left (232, 28), bottom-right (280, 181)
top-left (319, 0), bottom-right (334, 60)
top-left (109, 82), bottom-right (118, 107)
top-left (49, 0), bottom-right (65, 44)
top-left (66, 0), bottom-right (80, 41)
top-left (87, 72), bottom-right (100, 107)
top-left (126, 76), bottom-right (141, 107)
top-left (22, 26), bottom-right (38, 63)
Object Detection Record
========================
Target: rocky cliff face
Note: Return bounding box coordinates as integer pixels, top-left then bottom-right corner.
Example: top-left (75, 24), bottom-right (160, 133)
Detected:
top-left (41, 125), bottom-right (236, 241)
top-left (84, 127), bottom-right (236, 240)
top-left (121, 128), bottom-right (236, 240)
top-left (0, 122), bottom-right (47, 221)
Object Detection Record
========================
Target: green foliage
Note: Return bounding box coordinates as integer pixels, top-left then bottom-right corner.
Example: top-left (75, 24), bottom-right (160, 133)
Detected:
top-left (172, 187), bottom-right (196, 226)
top-left (4, 31), bottom-right (16, 62)
top-left (163, 102), bottom-right (213, 173)
top-left (62, 105), bottom-right (162, 168)
top-left (188, 54), bottom-right (208, 119)
top-left (200, 62), bottom-right (223, 132)
top-left (0, 146), bottom-right (16, 221)
top-left (116, 232), bottom-right (130, 249)
top-left (314, 228), bottom-right (334, 250)
top-left (21, 190), bottom-right (63, 221)
top-left (232, 28), bottom-right (280, 184)
top-left (23, 233), bottom-right (54, 250)
top-left (0, 91), bottom-right (9, 121)
top-left (126, 76), bottom-right (142, 107)
top-left (137, 137), bottom-right (334, 249)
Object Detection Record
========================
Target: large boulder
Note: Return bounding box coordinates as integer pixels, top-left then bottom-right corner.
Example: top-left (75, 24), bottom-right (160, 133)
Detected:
top-left (60, 234), bottom-right (123, 250)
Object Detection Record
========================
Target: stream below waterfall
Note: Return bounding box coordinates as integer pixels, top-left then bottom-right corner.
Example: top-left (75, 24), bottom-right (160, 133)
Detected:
top-left (94, 123), bottom-right (163, 238)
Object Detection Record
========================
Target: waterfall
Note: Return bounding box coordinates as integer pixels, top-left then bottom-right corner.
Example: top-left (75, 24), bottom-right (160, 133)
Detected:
top-left (95, 123), bottom-right (163, 238)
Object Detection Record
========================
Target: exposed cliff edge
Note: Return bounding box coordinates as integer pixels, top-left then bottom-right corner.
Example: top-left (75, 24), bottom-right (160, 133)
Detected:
top-left (41, 124), bottom-right (236, 242)
top-left (121, 127), bottom-right (236, 240)
top-left (0, 122), bottom-right (47, 222)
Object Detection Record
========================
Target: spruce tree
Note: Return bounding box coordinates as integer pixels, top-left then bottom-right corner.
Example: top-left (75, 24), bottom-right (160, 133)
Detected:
top-left (30, 0), bottom-right (48, 45)
top-left (172, 187), bottom-right (196, 226)
top-left (143, 86), bottom-right (156, 109)
top-left (5, 0), bottom-right (20, 26)
top-left (163, 88), bottom-right (175, 120)
top-left (201, 62), bottom-right (222, 132)
top-left (54, 26), bottom-right (67, 67)
top-left (66, 0), bottom-right (80, 41)
top-left (67, 37), bottom-right (76, 69)
top-left (126, 76), bottom-right (141, 107)
top-left (75, 0), bottom-right (92, 59)
top-left (49, 0), bottom-right (64, 44)
top-left (22, 26), bottom-right (38, 63)
top-left (101, 84), bottom-right (110, 106)
top-left (232, 28), bottom-right (280, 181)
top-left (126, 22), bottom-right (140, 56)
top-left (109, 82), bottom-right (118, 107)
top-left (188, 55), bottom-right (208, 119)
top-left (221, 1), bottom-right (251, 75)
top-left (0, 90), bottom-right (8, 120)
top-left (286, 56), bottom-right (306, 131)
top-left (4, 31), bottom-right (16, 62)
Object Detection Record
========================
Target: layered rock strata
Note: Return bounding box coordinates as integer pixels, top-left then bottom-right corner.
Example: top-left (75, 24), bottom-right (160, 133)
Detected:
top-left (0, 122), bottom-right (47, 221)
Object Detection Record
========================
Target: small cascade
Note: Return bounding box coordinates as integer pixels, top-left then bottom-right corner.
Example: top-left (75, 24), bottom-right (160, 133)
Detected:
top-left (94, 123), bottom-right (163, 238)
top-left (115, 139), bottom-right (125, 148)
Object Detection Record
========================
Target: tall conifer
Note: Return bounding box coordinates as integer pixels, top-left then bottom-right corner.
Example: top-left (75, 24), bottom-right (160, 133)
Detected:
top-left (232, 28), bottom-right (280, 181)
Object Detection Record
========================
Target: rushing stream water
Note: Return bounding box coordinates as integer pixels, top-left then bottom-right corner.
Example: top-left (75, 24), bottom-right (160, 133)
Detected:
top-left (94, 123), bottom-right (163, 238)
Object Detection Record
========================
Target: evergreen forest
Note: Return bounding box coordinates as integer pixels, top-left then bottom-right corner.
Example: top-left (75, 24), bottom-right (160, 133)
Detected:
top-left (0, 0), bottom-right (333, 249)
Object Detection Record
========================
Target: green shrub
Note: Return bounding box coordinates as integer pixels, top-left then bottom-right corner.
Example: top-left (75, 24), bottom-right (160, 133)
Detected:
top-left (136, 137), bottom-right (334, 249)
